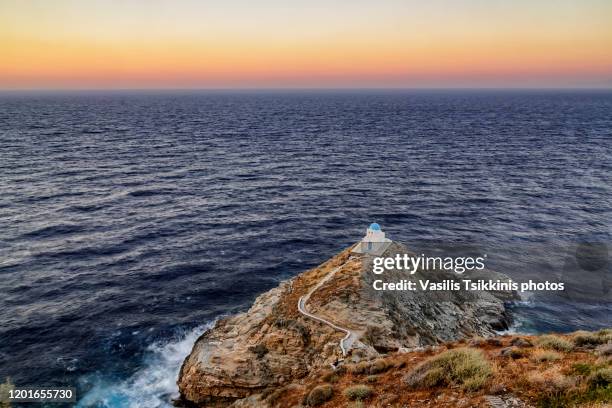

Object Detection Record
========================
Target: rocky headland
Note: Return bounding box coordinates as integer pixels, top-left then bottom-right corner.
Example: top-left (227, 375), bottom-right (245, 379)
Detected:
top-left (177, 242), bottom-right (611, 407)
top-left (177, 242), bottom-right (515, 406)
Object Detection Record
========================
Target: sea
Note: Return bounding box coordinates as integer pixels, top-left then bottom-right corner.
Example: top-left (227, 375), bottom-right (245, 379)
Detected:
top-left (1, 90), bottom-right (610, 407)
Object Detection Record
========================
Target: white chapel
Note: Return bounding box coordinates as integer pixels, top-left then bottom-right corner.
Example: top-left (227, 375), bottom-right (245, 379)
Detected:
top-left (352, 223), bottom-right (392, 255)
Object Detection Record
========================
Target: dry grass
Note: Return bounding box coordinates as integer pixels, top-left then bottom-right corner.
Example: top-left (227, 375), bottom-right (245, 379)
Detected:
top-left (368, 358), bottom-right (391, 374)
top-left (531, 349), bottom-right (563, 363)
top-left (347, 358), bottom-right (391, 376)
top-left (404, 347), bottom-right (492, 391)
top-left (320, 369), bottom-right (340, 383)
top-left (526, 368), bottom-right (576, 395)
top-left (537, 335), bottom-right (574, 352)
top-left (271, 331), bottom-right (611, 408)
top-left (347, 361), bottom-right (370, 375)
top-left (596, 343), bottom-right (612, 357)
top-left (507, 347), bottom-right (530, 359)
top-left (531, 364), bottom-right (612, 407)
top-left (573, 330), bottom-right (612, 347)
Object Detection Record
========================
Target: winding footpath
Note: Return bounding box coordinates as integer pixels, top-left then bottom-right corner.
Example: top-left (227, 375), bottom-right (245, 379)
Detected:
top-left (297, 259), bottom-right (358, 356)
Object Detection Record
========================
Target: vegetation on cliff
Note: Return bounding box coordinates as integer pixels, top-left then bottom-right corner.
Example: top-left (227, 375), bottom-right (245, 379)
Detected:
top-left (262, 330), bottom-right (611, 408)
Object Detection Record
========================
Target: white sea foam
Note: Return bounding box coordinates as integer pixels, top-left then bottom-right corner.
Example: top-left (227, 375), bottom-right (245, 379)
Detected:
top-left (78, 322), bottom-right (213, 408)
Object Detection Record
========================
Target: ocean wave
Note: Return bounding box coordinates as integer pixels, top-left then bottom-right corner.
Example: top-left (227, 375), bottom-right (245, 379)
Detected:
top-left (77, 322), bottom-right (213, 408)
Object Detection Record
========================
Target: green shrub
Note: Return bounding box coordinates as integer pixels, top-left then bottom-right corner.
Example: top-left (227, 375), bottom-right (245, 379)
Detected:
top-left (344, 385), bottom-right (373, 401)
top-left (538, 364), bottom-right (612, 407)
top-left (573, 331), bottom-right (608, 347)
top-left (366, 375), bottom-right (378, 383)
top-left (587, 368), bottom-right (612, 390)
top-left (537, 335), bottom-right (574, 352)
top-left (306, 384), bottom-right (333, 406)
top-left (571, 362), bottom-right (595, 376)
top-left (404, 347), bottom-right (491, 391)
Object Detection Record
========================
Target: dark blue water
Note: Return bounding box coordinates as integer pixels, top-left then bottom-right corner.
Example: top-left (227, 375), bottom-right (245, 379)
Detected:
top-left (1, 90), bottom-right (611, 406)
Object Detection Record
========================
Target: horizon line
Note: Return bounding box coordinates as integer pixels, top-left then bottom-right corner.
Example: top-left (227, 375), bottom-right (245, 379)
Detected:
top-left (2, 86), bottom-right (612, 93)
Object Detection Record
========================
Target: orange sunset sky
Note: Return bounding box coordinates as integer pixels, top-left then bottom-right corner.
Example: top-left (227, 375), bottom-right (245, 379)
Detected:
top-left (1, 0), bottom-right (611, 89)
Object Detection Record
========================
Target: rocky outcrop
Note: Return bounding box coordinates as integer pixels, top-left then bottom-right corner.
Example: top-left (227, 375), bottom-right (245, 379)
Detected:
top-left (177, 242), bottom-right (518, 407)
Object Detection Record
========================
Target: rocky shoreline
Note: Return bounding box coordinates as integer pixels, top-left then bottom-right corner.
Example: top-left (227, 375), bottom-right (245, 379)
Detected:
top-left (177, 242), bottom-right (523, 406)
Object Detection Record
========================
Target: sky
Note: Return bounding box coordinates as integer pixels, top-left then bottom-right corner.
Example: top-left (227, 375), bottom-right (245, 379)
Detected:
top-left (1, 0), bottom-right (611, 89)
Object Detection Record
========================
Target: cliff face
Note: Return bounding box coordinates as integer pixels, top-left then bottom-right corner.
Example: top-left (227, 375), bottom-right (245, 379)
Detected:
top-left (177, 242), bottom-right (517, 407)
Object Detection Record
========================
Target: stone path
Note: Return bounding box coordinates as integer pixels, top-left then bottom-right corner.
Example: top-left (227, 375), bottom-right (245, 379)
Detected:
top-left (297, 259), bottom-right (357, 356)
